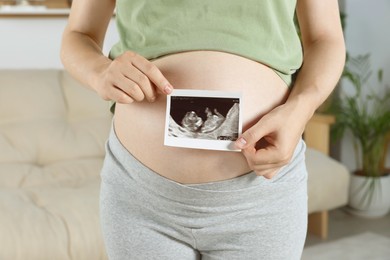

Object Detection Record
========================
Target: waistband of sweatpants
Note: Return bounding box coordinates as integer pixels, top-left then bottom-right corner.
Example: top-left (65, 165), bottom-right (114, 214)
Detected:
top-left (105, 121), bottom-right (307, 206)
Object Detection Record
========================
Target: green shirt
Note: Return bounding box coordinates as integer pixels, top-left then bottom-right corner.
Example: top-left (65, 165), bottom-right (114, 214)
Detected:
top-left (109, 0), bottom-right (303, 112)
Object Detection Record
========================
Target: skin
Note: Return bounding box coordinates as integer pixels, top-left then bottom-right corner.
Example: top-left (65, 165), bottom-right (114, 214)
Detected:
top-left (61, 0), bottom-right (345, 180)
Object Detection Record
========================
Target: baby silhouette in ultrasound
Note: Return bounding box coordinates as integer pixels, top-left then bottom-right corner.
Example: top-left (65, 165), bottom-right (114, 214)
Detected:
top-left (181, 107), bottom-right (225, 133)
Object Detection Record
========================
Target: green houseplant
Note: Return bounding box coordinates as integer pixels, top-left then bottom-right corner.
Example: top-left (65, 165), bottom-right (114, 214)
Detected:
top-left (331, 54), bottom-right (390, 218)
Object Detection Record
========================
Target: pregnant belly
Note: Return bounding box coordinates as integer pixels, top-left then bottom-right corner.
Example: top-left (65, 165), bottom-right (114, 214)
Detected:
top-left (114, 51), bottom-right (290, 184)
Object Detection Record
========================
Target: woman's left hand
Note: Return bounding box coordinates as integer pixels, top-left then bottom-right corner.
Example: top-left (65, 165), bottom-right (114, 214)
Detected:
top-left (235, 103), bottom-right (308, 179)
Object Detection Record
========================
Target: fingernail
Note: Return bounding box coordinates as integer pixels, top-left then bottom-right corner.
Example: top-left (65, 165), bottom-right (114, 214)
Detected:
top-left (236, 137), bottom-right (247, 148)
top-left (164, 84), bottom-right (173, 94)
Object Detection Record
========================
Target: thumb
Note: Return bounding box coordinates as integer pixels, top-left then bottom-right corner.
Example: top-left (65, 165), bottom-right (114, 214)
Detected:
top-left (235, 120), bottom-right (268, 149)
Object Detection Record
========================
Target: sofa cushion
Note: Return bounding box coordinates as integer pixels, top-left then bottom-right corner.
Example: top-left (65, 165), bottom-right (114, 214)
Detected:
top-left (0, 179), bottom-right (105, 260)
top-left (0, 70), bottom-right (112, 259)
top-left (0, 70), bottom-right (112, 165)
top-left (306, 147), bottom-right (350, 213)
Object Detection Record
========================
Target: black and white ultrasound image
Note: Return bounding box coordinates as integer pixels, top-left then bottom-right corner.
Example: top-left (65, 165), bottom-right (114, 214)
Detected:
top-left (168, 96), bottom-right (240, 141)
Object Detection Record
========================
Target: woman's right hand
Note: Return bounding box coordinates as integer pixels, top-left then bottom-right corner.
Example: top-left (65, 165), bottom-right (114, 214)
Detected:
top-left (93, 51), bottom-right (174, 104)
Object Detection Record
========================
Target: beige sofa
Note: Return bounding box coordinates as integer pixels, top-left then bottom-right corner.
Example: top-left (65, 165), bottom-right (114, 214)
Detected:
top-left (0, 70), bottom-right (350, 260)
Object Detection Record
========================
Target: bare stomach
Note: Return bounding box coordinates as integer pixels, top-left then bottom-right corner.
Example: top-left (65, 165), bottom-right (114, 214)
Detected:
top-left (114, 51), bottom-right (290, 184)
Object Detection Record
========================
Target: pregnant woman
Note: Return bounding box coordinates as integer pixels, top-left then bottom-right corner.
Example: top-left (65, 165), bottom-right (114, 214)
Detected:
top-left (61, 1), bottom-right (345, 259)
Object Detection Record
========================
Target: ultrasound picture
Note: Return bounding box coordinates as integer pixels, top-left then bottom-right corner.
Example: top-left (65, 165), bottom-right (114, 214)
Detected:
top-left (168, 96), bottom-right (240, 141)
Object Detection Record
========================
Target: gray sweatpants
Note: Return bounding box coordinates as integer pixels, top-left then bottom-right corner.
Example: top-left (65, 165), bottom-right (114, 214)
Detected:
top-left (100, 127), bottom-right (308, 260)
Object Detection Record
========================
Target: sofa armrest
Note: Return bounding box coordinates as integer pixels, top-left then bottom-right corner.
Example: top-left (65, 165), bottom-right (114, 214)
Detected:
top-left (304, 113), bottom-right (335, 155)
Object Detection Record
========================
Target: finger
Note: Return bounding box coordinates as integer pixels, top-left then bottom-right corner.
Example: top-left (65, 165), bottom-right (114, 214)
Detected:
top-left (263, 170), bottom-right (279, 179)
top-left (113, 74), bottom-right (145, 102)
top-left (128, 52), bottom-right (174, 95)
top-left (251, 161), bottom-right (284, 172)
top-left (252, 164), bottom-right (280, 177)
top-left (254, 168), bottom-right (278, 178)
top-left (241, 146), bottom-right (257, 167)
top-left (123, 66), bottom-right (157, 102)
top-left (252, 161), bottom-right (281, 173)
top-left (235, 119), bottom-right (270, 149)
top-left (242, 145), bottom-right (279, 167)
top-left (241, 148), bottom-right (282, 177)
top-left (245, 142), bottom-right (291, 166)
top-left (109, 86), bottom-right (135, 104)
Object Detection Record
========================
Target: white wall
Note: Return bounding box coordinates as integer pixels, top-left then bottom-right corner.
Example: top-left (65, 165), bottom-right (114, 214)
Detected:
top-left (0, 16), bottom-right (119, 69)
top-left (341, 0), bottom-right (390, 171)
